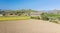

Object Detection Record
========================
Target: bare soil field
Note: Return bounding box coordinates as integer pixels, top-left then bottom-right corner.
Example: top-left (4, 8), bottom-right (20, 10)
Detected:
top-left (0, 19), bottom-right (60, 33)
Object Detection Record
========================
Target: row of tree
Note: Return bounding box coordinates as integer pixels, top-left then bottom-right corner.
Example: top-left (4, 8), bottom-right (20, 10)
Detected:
top-left (0, 9), bottom-right (38, 14)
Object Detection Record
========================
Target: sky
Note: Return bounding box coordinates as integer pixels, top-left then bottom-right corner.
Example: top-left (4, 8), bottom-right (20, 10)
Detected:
top-left (0, 0), bottom-right (60, 10)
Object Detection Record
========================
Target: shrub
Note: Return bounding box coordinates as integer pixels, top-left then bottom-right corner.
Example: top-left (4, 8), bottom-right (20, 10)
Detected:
top-left (40, 13), bottom-right (49, 21)
top-left (41, 16), bottom-right (49, 20)
top-left (57, 17), bottom-right (60, 20)
top-left (49, 20), bottom-right (58, 23)
top-left (41, 15), bottom-right (49, 20)
top-left (31, 16), bottom-right (40, 20)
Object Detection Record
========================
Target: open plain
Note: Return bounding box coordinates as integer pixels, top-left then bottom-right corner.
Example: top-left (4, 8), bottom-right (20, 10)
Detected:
top-left (0, 20), bottom-right (60, 33)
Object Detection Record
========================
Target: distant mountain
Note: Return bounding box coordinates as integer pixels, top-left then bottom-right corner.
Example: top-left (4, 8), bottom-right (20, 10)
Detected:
top-left (47, 9), bottom-right (60, 14)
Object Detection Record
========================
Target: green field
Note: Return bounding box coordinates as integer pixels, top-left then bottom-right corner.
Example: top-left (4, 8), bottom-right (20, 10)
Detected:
top-left (0, 16), bottom-right (30, 21)
top-left (45, 13), bottom-right (60, 18)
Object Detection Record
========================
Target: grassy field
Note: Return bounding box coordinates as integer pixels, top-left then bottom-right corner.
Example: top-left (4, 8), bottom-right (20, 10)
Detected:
top-left (45, 13), bottom-right (60, 18)
top-left (0, 16), bottom-right (30, 21)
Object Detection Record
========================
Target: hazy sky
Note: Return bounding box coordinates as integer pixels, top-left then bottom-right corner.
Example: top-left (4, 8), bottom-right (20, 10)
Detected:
top-left (0, 0), bottom-right (60, 10)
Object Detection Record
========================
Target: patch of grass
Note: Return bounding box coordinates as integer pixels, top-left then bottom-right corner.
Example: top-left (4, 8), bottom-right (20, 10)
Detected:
top-left (46, 13), bottom-right (60, 18)
top-left (0, 16), bottom-right (30, 21)
top-left (49, 20), bottom-right (58, 24)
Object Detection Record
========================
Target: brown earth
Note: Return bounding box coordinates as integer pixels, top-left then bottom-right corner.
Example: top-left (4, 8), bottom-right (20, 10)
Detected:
top-left (0, 19), bottom-right (60, 33)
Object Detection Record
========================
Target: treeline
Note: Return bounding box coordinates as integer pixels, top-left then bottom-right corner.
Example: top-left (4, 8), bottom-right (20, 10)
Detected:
top-left (0, 9), bottom-right (60, 14)
top-left (0, 9), bottom-right (38, 14)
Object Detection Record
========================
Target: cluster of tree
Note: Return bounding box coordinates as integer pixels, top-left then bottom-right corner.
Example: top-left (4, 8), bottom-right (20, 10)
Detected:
top-left (0, 9), bottom-right (60, 14)
top-left (0, 9), bottom-right (37, 14)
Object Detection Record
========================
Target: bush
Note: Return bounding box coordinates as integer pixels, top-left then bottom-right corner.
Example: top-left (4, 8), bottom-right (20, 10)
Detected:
top-left (49, 20), bottom-right (58, 23)
top-left (57, 17), bottom-right (60, 20)
top-left (41, 15), bottom-right (49, 20)
top-left (40, 13), bottom-right (49, 21)
top-left (31, 16), bottom-right (40, 20)
top-left (41, 16), bottom-right (49, 20)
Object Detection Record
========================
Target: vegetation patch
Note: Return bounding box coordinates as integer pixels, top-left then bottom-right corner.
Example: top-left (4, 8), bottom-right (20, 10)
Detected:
top-left (31, 16), bottom-right (40, 20)
top-left (49, 20), bottom-right (59, 24)
top-left (0, 16), bottom-right (30, 21)
top-left (40, 13), bottom-right (49, 21)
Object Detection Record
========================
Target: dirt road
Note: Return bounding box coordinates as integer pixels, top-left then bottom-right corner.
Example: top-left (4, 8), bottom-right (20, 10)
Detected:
top-left (0, 20), bottom-right (60, 33)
